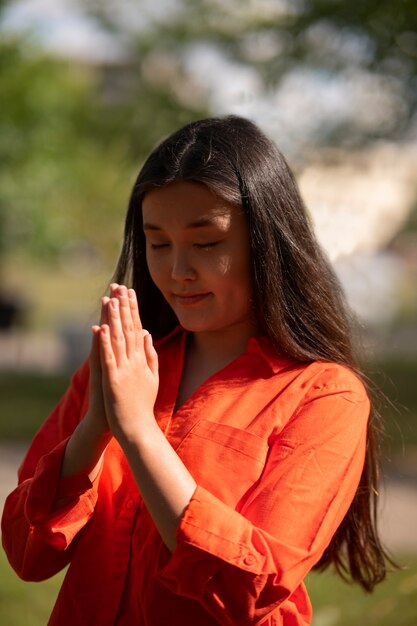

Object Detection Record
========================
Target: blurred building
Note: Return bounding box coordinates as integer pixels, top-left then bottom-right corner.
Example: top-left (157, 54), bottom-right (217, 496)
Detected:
top-left (299, 143), bottom-right (417, 313)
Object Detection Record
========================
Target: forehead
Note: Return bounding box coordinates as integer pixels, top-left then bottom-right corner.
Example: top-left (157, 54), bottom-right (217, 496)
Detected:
top-left (142, 181), bottom-right (237, 229)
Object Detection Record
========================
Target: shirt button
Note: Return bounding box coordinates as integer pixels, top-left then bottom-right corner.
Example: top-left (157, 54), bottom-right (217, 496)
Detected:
top-left (243, 554), bottom-right (257, 566)
top-left (126, 499), bottom-right (134, 510)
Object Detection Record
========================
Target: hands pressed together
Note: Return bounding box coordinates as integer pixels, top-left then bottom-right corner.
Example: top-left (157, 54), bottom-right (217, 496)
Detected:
top-left (89, 283), bottom-right (160, 445)
top-left (62, 283), bottom-right (196, 550)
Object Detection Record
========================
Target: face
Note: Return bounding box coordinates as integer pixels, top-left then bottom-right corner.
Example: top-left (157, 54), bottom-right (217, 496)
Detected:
top-left (142, 180), bottom-right (255, 337)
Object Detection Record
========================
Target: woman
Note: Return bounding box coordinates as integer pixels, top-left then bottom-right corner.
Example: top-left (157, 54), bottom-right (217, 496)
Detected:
top-left (2, 116), bottom-right (392, 625)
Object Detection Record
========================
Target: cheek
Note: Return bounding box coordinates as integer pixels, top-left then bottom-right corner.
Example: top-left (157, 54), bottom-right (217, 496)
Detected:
top-left (216, 253), bottom-right (252, 297)
top-left (215, 254), bottom-right (232, 276)
top-left (146, 253), bottom-right (165, 287)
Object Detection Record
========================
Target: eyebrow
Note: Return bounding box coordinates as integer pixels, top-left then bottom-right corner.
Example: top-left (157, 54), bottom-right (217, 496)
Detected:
top-left (142, 216), bottom-right (226, 231)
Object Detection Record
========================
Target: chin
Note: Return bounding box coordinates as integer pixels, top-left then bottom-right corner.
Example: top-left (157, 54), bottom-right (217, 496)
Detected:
top-left (177, 320), bottom-right (214, 333)
top-left (174, 312), bottom-right (217, 333)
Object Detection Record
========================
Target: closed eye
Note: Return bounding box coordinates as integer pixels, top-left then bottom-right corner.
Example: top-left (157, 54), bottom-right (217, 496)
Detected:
top-left (149, 242), bottom-right (169, 249)
top-left (148, 241), bottom-right (220, 251)
top-left (194, 242), bottom-right (220, 250)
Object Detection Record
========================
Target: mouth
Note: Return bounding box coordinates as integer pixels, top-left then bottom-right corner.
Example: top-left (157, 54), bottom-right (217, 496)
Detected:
top-left (173, 292), bottom-right (211, 306)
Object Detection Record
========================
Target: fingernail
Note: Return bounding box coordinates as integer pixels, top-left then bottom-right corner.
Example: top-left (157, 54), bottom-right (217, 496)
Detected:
top-left (128, 289), bottom-right (136, 300)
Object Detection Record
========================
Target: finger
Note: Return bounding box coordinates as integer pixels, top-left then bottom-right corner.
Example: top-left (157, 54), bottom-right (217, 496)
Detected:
top-left (107, 284), bottom-right (119, 323)
top-left (100, 297), bottom-right (110, 325)
top-left (144, 333), bottom-right (159, 380)
top-left (90, 325), bottom-right (102, 380)
top-left (110, 283), bottom-right (119, 297)
top-left (107, 298), bottom-right (127, 365)
top-left (99, 324), bottom-right (117, 373)
top-left (127, 288), bottom-right (143, 350)
top-left (116, 285), bottom-right (136, 358)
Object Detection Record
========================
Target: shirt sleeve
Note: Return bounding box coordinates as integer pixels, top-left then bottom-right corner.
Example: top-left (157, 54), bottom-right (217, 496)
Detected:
top-left (1, 359), bottom-right (99, 582)
top-left (157, 368), bottom-right (370, 626)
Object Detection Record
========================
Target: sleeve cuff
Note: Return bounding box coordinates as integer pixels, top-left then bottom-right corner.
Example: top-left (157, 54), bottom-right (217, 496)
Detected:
top-left (55, 471), bottom-right (94, 501)
top-left (178, 486), bottom-right (267, 571)
top-left (157, 485), bottom-right (274, 597)
top-left (24, 438), bottom-right (98, 549)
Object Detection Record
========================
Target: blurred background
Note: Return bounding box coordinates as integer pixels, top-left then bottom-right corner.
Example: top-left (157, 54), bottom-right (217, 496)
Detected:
top-left (0, 1), bottom-right (416, 624)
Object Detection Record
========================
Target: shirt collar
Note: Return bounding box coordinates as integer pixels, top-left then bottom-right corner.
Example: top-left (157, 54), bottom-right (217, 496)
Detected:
top-left (246, 335), bottom-right (295, 374)
top-left (156, 325), bottom-right (294, 375)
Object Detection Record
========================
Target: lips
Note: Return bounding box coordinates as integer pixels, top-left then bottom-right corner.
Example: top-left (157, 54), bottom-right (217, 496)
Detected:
top-left (173, 292), bottom-right (211, 305)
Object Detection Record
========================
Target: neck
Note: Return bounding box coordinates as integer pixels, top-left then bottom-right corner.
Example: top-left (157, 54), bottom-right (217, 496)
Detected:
top-left (188, 321), bottom-right (259, 367)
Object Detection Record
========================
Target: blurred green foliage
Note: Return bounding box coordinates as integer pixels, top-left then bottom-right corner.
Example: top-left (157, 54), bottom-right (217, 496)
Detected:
top-left (0, 37), bottom-right (128, 265)
top-left (366, 358), bottom-right (417, 454)
top-left (0, 33), bottom-right (208, 268)
top-left (0, 371), bottom-right (69, 439)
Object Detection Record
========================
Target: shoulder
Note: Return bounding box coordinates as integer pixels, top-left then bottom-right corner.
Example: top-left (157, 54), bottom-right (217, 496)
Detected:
top-left (285, 362), bottom-right (371, 438)
top-left (267, 362), bottom-right (371, 448)
top-left (253, 335), bottom-right (368, 400)
top-left (297, 361), bottom-right (369, 403)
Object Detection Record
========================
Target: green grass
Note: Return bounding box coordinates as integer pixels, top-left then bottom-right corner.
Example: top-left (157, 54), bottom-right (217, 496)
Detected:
top-left (1, 548), bottom-right (416, 625)
top-left (0, 549), bottom-right (65, 626)
top-left (307, 556), bottom-right (417, 626)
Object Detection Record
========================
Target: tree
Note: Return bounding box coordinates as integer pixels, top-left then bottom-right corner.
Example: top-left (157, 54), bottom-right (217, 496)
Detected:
top-left (0, 35), bottom-right (131, 265)
top-left (0, 0), bottom-right (210, 272)
top-left (83, 0), bottom-right (417, 151)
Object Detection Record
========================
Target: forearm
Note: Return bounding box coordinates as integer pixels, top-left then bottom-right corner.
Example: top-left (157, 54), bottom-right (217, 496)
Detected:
top-left (120, 420), bottom-right (197, 552)
top-left (61, 412), bottom-right (112, 482)
top-left (60, 292), bottom-right (114, 483)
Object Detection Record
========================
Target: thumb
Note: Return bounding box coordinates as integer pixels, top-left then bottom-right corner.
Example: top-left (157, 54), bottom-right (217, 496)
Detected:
top-left (144, 333), bottom-right (158, 379)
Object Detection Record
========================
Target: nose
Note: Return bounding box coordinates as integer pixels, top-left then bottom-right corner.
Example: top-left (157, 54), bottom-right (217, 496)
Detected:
top-left (171, 249), bottom-right (196, 281)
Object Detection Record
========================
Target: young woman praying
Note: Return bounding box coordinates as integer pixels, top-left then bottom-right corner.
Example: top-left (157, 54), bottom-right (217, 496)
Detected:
top-left (2, 116), bottom-right (392, 626)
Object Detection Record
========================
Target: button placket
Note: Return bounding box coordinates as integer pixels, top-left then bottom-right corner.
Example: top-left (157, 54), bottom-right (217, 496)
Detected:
top-left (97, 497), bottom-right (140, 624)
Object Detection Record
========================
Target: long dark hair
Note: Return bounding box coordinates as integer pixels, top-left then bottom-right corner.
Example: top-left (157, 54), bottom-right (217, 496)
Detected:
top-left (114, 115), bottom-right (393, 591)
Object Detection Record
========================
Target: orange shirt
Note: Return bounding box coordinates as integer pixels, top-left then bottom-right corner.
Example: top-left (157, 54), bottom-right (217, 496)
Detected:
top-left (2, 327), bottom-right (369, 625)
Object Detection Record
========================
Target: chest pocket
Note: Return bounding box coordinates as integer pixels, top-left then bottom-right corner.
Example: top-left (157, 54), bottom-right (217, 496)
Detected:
top-left (175, 419), bottom-right (268, 507)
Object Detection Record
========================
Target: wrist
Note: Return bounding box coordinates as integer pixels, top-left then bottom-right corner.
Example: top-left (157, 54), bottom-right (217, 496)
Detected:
top-left (83, 410), bottom-right (112, 443)
top-left (61, 418), bottom-right (111, 481)
top-left (116, 414), bottom-right (160, 452)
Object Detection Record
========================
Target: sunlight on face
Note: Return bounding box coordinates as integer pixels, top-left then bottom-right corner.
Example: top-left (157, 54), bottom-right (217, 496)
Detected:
top-left (142, 180), bottom-right (255, 338)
